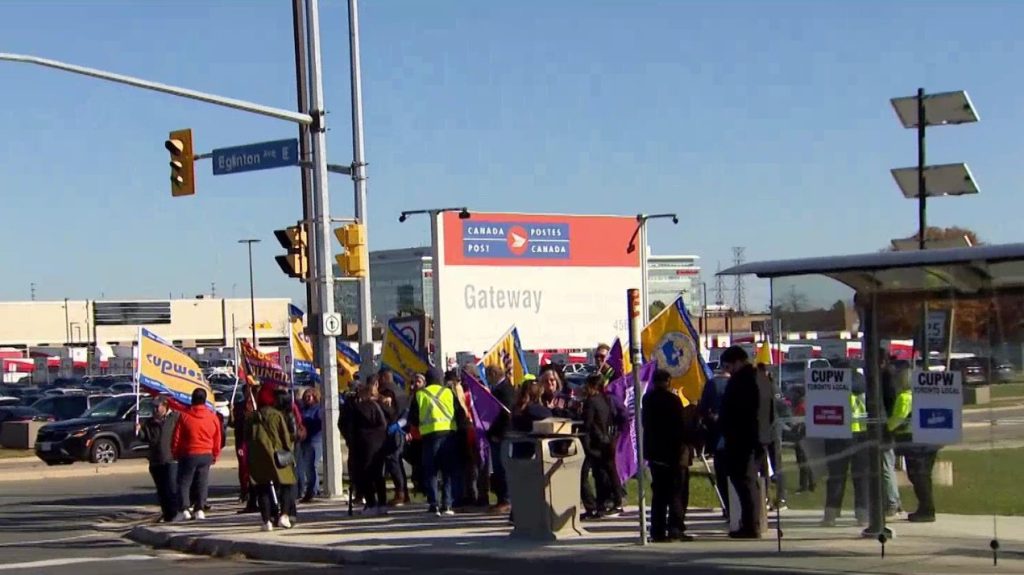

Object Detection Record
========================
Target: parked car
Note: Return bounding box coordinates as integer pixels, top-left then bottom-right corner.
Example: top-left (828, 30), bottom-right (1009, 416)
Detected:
top-left (35, 394), bottom-right (154, 465)
top-left (108, 383), bottom-right (136, 395)
top-left (0, 406), bottom-right (54, 425)
top-left (0, 396), bottom-right (21, 407)
top-left (41, 388), bottom-right (88, 397)
top-left (31, 394), bottom-right (110, 421)
top-left (994, 361), bottom-right (1016, 383)
top-left (949, 357), bottom-right (987, 386)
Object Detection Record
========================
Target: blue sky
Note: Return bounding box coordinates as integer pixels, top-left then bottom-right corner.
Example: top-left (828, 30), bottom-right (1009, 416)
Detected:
top-left (2, 0), bottom-right (1022, 311)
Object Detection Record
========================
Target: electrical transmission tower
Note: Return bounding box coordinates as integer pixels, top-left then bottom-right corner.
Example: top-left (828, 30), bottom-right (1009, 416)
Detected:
top-left (732, 246), bottom-right (746, 313)
top-left (714, 262), bottom-right (726, 306)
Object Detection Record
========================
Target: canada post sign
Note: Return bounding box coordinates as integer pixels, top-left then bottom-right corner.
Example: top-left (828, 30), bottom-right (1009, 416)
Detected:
top-left (462, 221), bottom-right (570, 260)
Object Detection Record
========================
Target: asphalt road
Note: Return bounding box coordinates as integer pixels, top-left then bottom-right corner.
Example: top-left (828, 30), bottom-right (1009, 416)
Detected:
top-left (961, 404), bottom-right (1024, 447)
top-left (0, 466), bottom-right (535, 575)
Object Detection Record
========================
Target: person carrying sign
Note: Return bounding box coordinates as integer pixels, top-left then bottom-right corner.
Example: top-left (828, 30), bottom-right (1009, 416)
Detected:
top-left (889, 369), bottom-right (936, 523)
top-left (820, 382), bottom-right (869, 527)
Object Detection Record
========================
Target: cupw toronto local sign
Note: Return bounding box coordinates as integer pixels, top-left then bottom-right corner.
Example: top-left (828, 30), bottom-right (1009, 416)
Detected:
top-left (911, 369), bottom-right (962, 445)
top-left (436, 212), bottom-right (642, 354)
top-left (804, 368), bottom-right (853, 439)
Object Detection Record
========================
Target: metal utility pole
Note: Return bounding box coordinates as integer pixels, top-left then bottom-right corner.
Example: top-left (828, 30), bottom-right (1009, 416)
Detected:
top-left (346, 0), bottom-right (375, 380)
top-left (239, 239), bottom-right (260, 344)
top-left (303, 0), bottom-right (344, 498)
top-left (292, 0), bottom-right (320, 357)
top-left (0, 3), bottom-right (345, 497)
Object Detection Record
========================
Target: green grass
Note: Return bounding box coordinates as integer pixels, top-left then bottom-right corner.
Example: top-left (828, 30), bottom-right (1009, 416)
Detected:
top-left (991, 383), bottom-right (1024, 400)
top-left (0, 448), bottom-right (32, 459)
top-left (782, 447), bottom-right (1024, 516)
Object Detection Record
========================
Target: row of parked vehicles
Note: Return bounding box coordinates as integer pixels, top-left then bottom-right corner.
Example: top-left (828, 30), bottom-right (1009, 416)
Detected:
top-left (0, 374), bottom-right (238, 465)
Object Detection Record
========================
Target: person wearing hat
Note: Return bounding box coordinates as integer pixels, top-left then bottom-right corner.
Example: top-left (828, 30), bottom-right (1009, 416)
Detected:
top-left (136, 395), bottom-right (180, 523)
top-left (408, 369), bottom-right (466, 516)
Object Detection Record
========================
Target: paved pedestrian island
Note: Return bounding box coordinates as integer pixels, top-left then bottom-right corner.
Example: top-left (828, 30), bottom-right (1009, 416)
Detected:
top-left (126, 503), bottom-right (1024, 574)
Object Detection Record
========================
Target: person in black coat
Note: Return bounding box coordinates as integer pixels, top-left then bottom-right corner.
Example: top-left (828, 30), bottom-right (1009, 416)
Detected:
top-left (345, 376), bottom-right (391, 514)
top-left (484, 365), bottom-right (516, 513)
top-left (580, 374), bottom-right (622, 519)
top-left (137, 396), bottom-right (180, 522)
top-left (377, 368), bottom-right (410, 506)
top-left (643, 369), bottom-right (694, 542)
top-left (718, 346), bottom-right (765, 539)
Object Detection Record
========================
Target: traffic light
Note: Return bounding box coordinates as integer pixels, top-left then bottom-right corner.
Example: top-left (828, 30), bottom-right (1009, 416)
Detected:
top-left (334, 223), bottom-right (368, 278)
top-left (274, 225), bottom-right (308, 279)
top-left (165, 129), bottom-right (195, 197)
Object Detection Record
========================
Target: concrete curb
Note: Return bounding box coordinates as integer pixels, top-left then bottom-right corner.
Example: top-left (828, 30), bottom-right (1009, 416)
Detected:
top-left (128, 526), bottom-right (367, 565)
top-left (0, 458), bottom-right (238, 482)
top-left (125, 525), bottom-right (824, 574)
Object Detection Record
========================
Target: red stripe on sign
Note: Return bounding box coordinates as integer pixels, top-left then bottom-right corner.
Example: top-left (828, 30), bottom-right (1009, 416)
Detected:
top-left (442, 212), bottom-right (640, 267)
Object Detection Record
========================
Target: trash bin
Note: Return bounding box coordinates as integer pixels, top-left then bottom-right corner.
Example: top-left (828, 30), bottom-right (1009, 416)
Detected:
top-left (502, 432), bottom-right (586, 541)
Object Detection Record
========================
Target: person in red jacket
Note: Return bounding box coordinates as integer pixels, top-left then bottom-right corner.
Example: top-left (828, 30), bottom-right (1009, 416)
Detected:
top-left (172, 387), bottom-right (223, 521)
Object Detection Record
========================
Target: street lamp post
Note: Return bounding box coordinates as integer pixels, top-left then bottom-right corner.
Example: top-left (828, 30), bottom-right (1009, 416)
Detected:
top-left (872, 88), bottom-right (980, 540)
top-left (239, 239), bottom-right (260, 345)
top-left (399, 207), bottom-right (471, 371)
top-left (890, 89), bottom-right (979, 367)
top-left (628, 213), bottom-right (678, 325)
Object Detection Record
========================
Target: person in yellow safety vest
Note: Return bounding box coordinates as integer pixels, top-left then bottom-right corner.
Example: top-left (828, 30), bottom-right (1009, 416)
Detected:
top-left (889, 368), bottom-right (937, 523)
top-left (408, 369), bottom-right (466, 517)
top-left (820, 387), bottom-right (870, 527)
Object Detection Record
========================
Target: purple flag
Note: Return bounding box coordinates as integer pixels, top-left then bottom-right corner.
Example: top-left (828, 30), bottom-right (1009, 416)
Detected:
top-left (462, 371), bottom-right (510, 463)
top-left (606, 338), bottom-right (626, 380)
top-left (605, 362), bottom-right (657, 485)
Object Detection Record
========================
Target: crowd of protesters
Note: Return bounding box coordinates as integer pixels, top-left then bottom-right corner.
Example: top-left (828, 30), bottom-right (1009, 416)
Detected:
top-left (133, 342), bottom-right (937, 541)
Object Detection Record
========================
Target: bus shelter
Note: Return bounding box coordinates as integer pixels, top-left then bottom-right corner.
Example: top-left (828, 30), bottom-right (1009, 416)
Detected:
top-left (720, 242), bottom-right (1024, 564)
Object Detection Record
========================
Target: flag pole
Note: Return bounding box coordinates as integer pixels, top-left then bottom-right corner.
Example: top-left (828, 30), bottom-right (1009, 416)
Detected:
top-left (134, 327), bottom-right (142, 428)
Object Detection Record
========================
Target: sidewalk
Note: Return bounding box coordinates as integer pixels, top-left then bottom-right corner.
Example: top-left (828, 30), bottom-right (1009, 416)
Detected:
top-left (125, 500), bottom-right (1024, 574)
top-left (0, 455), bottom-right (237, 482)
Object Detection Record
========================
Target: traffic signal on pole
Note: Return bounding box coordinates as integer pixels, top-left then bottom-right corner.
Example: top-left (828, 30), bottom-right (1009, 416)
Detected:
top-left (274, 225), bottom-right (308, 279)
top-left (165, 129), bottom-right (195, 197)
top-left (334, 223), bottom-right (368, 278)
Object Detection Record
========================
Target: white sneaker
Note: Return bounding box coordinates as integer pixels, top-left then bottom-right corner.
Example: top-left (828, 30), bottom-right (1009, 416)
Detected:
top-left (442, 508), bottom-right (455, 517)
top-left (279, 515), bottom-right (292, 529)
top-left (194, 509), bottom-right (206, 520)
top-left (172, 510), bottom-right (192, 523)
top-left (261, 521), bottom-right (274, 532)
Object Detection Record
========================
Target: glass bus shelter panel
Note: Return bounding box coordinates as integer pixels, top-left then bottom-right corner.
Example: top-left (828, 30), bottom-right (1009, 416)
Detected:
top-left (767, 274), bottom-right (863, 540)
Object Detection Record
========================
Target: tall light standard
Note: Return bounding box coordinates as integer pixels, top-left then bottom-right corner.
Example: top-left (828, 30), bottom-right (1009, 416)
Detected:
top-left (239, 239), bottom-right (261, 345)
top-left (628, 213), bottom-right (678, 324)
top-left (889, 89), bottom-right (979, 367)
top-left (399, 207), bottom-right (471, 371)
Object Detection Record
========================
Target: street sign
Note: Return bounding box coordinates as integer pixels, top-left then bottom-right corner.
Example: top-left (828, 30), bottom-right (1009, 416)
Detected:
top-left (322, 312), bottom-right (343, 336)
top-left (212, 139), bottom-right (299, 175)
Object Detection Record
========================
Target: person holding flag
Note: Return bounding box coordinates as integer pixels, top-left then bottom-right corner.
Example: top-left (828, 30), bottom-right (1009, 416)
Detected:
top-left (483, 364), bottom-right (515, 514)
top-left (171, 388), bottom-right (222, 522)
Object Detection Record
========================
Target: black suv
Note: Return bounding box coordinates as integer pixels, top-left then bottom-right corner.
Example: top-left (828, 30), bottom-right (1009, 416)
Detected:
top-left (31, 394), bottom-right (110, 421)
top-left (35, 394), bottom-right (154, 465)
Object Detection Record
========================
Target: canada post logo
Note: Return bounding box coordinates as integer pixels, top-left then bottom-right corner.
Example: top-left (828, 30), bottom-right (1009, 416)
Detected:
top-left (919, 408), bottom-right (954, 429)
top-left (461, 221), bottom-right (570, 259)
top-left (812, 405), bottom-right (845, 426)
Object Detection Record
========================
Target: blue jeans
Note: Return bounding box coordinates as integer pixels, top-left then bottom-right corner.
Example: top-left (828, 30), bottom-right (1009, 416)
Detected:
top-left (422, 432), bottom-right (454, 509)
top-left (298, 438), bottom-right (323, 499)
top-left (881, 447), bottom-right (902, 512)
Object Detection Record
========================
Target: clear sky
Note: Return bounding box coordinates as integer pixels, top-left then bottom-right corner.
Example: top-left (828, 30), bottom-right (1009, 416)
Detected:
top-left (2, 0), bottom-right (1022, 311)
